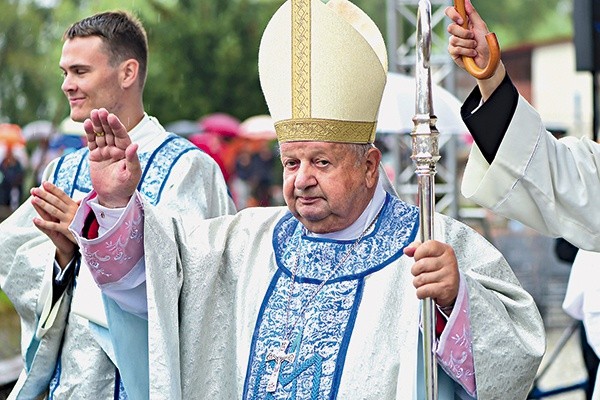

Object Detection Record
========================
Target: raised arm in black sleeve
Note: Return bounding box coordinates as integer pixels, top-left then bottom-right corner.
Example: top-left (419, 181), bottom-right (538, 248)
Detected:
top-left (460, 73), bottom-right (519, 164)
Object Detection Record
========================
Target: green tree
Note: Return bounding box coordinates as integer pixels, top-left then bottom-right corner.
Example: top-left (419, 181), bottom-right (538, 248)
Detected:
top-left (475, 0), bottom-right (570, 46)
top-left (142, 0), bottom-right (280, 123)
top-left (0, 1), bottom-right (59, 125)
top-left (0, 0), bottom-right (574, 127)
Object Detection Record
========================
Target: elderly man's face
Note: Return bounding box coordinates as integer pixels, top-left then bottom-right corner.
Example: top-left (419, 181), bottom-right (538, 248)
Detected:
top-left (280, 141), bottom-right (379, 234)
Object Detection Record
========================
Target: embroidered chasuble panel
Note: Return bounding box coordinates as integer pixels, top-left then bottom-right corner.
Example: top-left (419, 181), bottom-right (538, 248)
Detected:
top-left (243, 196), bottom-right (420, 399)
top-left (52, 134), bottom-right (198, 205)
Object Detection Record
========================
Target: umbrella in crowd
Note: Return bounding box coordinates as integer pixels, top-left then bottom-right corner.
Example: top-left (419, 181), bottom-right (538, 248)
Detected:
top-left (0, 124), bottom-right (28, 166)
top-left (238, 115), bottom-right (277, 141)
top-left (199, 113), bottom-right (240, 137)
top-left (188, 133), bottom-right (229, 182)
top-left (165, 120), bottom-right (202, 137)
top-left (22, 120), bottom-right (55, 141)
top-left (49, 118), bottom-right (86, 153)
top-left (377, 72), bottom-right (468, 135)
top-left (0, 124), bottom-right (25, 148)
top-left (58, 117), bottom-right (86, 136)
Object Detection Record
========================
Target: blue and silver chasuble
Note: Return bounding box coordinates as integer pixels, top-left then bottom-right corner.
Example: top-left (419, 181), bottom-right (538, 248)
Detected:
top-left (243, 194), bottom-right (419, 399)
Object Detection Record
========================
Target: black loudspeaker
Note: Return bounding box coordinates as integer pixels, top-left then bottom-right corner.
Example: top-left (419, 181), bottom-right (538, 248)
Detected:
top-left (574, 0), bottom-right (600, 71)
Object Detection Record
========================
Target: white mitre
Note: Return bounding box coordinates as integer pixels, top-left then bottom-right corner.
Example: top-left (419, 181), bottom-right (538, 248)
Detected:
top-left (258, 0), bottom-right (388, 144)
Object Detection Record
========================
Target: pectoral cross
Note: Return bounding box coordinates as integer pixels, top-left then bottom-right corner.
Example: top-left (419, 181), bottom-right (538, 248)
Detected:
top-left (265, 340), bottom-right (295, 393)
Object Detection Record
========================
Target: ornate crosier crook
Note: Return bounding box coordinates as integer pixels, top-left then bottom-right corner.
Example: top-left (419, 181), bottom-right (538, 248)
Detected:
top-left (454, 0), bottom-right (500, 79)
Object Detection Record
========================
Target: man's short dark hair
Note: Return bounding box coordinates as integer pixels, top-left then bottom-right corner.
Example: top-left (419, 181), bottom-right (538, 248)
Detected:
top-left (63, 11), bottom-right (148, 89)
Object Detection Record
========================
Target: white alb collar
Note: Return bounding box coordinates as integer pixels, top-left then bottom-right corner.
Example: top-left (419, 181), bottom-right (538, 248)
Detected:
top-left (127, 113), bottom-right (170, 153)
top-left (307, 176), bottom-right (386, 241)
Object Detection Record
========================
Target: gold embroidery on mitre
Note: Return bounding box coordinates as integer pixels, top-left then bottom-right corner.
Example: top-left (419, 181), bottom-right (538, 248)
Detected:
top-left (275, 118), bottom-right (376, 143)
top-left (292, 0), bottom-right (311, 119)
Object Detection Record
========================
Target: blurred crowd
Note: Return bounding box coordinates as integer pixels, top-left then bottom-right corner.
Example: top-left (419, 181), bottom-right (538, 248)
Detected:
top-left (0, 119), bottom-right (86, 220)
top-left (166, 112), bottom-right (283, 209)
top-left (0, 112), bottom-right (283, 221)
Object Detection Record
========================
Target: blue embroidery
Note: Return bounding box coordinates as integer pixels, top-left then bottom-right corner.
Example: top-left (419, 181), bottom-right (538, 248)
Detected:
top-left (280, 332), bottom-right (323, 400)
top-left (138, 135), bottom-right (199, 204)
top-left (243, 195), bottom-right (420, 399)
top-left (280, 354), bottom-right (323, 399)
top-left (48, 358), bottom-right (61, 399)
top-left (52, 134), bottom-right (199, 205)
top-left (115, 367), bottom-right (128, 400)
top-left (52, 149), bottom-right (88, 197)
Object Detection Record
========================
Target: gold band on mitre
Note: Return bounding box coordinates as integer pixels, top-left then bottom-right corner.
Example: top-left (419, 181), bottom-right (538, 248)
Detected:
top-left (275, 118), bottom-right (376, 143)
top-left (259, 0), bottom-right (387, 144)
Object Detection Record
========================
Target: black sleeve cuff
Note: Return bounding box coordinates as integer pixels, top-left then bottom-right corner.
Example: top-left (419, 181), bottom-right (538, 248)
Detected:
top-left (460, 73), bottom-right (519, 164)
top-left (52, 256), bottom-right (80, 305)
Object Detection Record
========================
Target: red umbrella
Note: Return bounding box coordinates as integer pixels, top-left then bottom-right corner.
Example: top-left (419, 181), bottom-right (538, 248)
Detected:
top-left (199, 113), bottom-right (240, 138)
top-left (0, 124), bottom-right (25, 147)
top-left (189, 133), bottom-right (230, 182)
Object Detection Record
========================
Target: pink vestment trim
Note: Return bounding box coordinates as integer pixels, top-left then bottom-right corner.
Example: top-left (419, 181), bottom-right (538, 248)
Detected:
top-left (436, 275), bottom-right (476, 397)
top-left (74, 192), bottom-right (145, 286)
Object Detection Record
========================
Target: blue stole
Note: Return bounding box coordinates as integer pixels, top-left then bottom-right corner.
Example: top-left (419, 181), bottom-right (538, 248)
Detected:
top-left (243, 194), bottom-right (421, 399)
top-left (53, 134), bottom-right (199, 201)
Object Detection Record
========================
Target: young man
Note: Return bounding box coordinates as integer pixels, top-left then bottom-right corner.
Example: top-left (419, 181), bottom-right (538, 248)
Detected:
top-left (0, 11), bottom-right (234, 399)
top-left (72, 1), bottom-right (544, 398)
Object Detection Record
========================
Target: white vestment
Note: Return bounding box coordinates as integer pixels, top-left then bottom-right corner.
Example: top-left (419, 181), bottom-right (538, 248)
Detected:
top-left (74, 189), bottom-right (544, 399)
top-left (462, 94), bottom-right (600, 251)
top-left (563, 249), bottom-right (600, 400)
top-left (564, 250), bottom-right (600, 356)
top-left (0, 114), bottom-right (235, 399)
